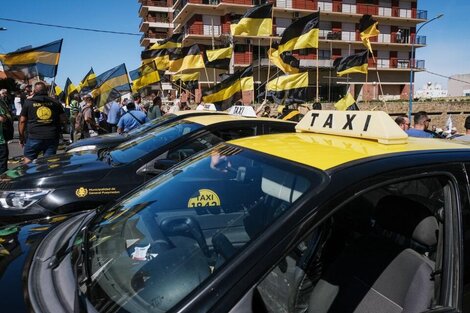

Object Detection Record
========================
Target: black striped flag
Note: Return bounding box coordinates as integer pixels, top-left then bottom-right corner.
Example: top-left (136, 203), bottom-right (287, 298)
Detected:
top-left (333, 50), bottom-right (369, 76)
top-left (141, 48), bottom-right (170, 71)
top-left (230, 3), bottom-right (273, 37)
top-left (359, 15), bottom-right (380, 53)
top-left (278, 12), bottom-right (319, 53)
top-left (334, 92), bottom-right (359, 111)
top-left (266, 72), bottom-right (308, 104)
top-left (130, 60), bottom-right (160, 92)
top-left (202, 65), bottom-right (254, 110)
top-left (172, 72), bottom-right (200, 91)
top-left (204, 46), bottom-right (232, 70)
top-left (0, 39), bottom-right (62, 80)
top-left (169, 45), bottom-right (205, 73)
top-left (92, 63), bottom-right (131, 108)
top-left (64, 78), bottom-right (78, 107)
top-left (268, 48), bottom-right (300, 74)
top-left (150, 33), bottom-right (183, 50)
top-left (78, 68), bottom-right (97, 95)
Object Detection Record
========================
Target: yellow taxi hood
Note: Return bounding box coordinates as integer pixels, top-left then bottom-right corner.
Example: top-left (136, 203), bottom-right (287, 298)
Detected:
top-left (228, 133), bottom-right (470, 171)
top-left (173, 110), bottom-right (228, 116)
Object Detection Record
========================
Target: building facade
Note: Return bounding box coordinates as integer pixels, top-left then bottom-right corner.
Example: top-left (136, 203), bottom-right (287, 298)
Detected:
top-left (448, 74), bottom-right (470, 97)
top-left (139, 0), bottom-right (428, 103)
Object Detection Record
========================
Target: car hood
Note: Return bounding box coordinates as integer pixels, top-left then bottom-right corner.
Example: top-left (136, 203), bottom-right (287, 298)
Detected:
top-left (0, 213), bottom-right (88, 312)
top-left (0, 152), bottom-right (113, 188)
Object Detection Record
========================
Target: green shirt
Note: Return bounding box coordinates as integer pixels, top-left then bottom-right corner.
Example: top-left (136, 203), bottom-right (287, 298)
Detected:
top-left (0, 105), bottom-right (6, 144)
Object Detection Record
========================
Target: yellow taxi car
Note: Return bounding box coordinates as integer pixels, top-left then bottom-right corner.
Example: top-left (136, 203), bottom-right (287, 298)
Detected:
top-left (1, 110), bottom-right (469, 313)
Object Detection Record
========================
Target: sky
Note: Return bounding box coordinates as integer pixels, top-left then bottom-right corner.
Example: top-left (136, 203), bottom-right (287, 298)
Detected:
top-left (0, 0), bottom-right (468, 90)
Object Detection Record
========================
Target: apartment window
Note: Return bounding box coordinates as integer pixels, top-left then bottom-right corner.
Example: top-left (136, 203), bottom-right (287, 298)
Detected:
top-left (318, 50), bottom-right (331, 60)
top-left (319, 21), bottom-right (332, 39)
top-left (378, 0), bottom-right (392, 16)
top-left (342, 0), bottom-right (356, 14)
top-left (234, 45), bottom-right (248, 53)
top-left (378, 25), bottom-right (391, 43)
top-left (276, 18), bottom-right (292, 36)
top-left (276, 0), bottom-right (292, 9)
top-left (317, 0), bottom-right (333, 12)
top-left (341, 23), bottom-right (355, 41)
top-left (377, 51), bottom-right (390, 68)
top-left (299, 48), bottom-right (314, 56)
top-left (399, 0), bottom-right (412, 18)
top-left (202, 15), bottom-right (221, 36)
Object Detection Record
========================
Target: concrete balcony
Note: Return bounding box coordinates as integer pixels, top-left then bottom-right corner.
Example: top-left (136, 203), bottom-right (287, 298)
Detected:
top-left (140, 20), bottom-right (174, 32)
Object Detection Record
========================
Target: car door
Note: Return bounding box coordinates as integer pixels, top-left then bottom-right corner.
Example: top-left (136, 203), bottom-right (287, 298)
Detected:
top-left (217, 164), bottom-right (466, 313)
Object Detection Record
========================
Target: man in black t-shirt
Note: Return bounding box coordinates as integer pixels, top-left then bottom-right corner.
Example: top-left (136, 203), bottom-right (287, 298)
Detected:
top-left (19, 82), bottom-right (66, 163)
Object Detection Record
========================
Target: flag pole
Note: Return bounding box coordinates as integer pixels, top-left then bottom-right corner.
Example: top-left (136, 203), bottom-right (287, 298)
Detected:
top-left (315, 8), bottom-right (321, 103)
top-left (365, 49), bottom-right (369, 105)
top-left (211, 17), bottom-right (217, 86)
top-left (264, 6), bottom-right (274, 103)
top-left (170, 81), bottom-right (196, 99)
top-left (370, 53), bottom-right (385, 103)
top-left (203, 67), bottom-right (212, 88)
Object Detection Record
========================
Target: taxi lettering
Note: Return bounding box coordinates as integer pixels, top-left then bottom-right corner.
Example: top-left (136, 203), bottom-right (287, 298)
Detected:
top-left (310, 112), bottom-right (371, 132)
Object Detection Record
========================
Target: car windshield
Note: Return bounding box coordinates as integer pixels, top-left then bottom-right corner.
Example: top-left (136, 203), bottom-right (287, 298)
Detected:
top-left (85, 143), bottom-right (325, 312)
top-left (126, 114), bottom-right (177, 137)
top-left (110, 120), bottom-right (203, 164)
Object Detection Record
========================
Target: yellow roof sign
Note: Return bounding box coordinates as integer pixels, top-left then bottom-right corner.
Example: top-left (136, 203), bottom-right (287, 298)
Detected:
top-left (296, 110), bottom-right (408, 145)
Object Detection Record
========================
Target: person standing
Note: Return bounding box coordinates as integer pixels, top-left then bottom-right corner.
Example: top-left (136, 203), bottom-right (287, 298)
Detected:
top-left (19, 82), bottom-right (66, 163)
top-left (117, 102), bottom-right (149, 134)
top-left (0, 96), bottom-right (10, 173)
top-left (76, 94), bottom-right (99, 139)
top-left (106, 99), bottom-right (122, 133)
top-left (69, 94), bottom-right (81, 142)
top-left (132, 93), bottom-right (143, 111)
top-left (147, 96), bottom-right (162, 120)
top-left (405, 111), bottom-right (434, 138)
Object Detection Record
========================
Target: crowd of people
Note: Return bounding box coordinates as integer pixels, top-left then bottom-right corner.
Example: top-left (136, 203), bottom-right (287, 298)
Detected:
top-left (0, 81), bottom-right (469, 173)
top-left (0, 81), bottom-right (195, 170)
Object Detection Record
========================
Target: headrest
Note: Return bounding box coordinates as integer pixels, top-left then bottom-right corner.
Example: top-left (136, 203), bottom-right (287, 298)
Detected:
top-left (375, 195), bottom-right (438, 247)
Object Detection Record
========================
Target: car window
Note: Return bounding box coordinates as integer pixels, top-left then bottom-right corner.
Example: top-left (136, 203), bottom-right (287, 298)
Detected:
top-left (85, 143), bottom-right (325, 313)
top-left (211, 126), bottom-right (257, 141)
top-left (126, 113), bottom-right (176, 136)
top-left (263, 123), bottom-right (295, 134)
top-left (463, 166), bottom-right (470, 312)
top-left (110, 120), bottom-right (203, 163)
top-left (255, 176), bottom-right (453, 313)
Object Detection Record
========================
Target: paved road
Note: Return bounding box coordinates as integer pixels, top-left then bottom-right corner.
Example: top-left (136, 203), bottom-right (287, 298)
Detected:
top-left (7, 121), bottom-right (70, 169)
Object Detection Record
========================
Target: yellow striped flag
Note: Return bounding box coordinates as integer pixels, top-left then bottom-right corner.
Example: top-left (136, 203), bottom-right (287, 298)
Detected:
top-left (230, 3), bottom-right (273, 37)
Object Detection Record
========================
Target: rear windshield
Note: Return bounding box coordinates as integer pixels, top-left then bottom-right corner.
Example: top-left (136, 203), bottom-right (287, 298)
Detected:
top-left (110, 121), bottom-right (203, 163)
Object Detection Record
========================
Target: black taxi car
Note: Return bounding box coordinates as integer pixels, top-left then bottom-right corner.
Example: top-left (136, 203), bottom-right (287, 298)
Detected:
top-left (0, 110), bottom-right (469, 313)
top-left (65, 109), bottom-right (226, 153)
top-left (0, 114), bottom-right (295, 223)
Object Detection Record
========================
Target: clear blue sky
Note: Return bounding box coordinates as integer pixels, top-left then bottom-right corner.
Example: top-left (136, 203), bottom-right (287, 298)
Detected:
top-left (0, 0), bottom-right (142, 88)
top-left (415, 0), bottom-right (470, 89)
top-left (0, 1), bottom-right (467, 90)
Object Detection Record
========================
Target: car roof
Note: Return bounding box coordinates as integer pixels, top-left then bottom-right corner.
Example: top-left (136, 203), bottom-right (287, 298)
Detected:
top-left (183, 114), bottom-right (296, 126)
top-left (172, 110), bottom-right (227, 116)
top-left (228, 131), bottom-right (470, 171)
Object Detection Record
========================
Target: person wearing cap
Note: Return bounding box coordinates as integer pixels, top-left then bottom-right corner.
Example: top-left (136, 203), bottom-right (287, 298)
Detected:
top-left (19, 82), bottom-right (66, 163)
top-left (69, 94), bottom-right (81, 142)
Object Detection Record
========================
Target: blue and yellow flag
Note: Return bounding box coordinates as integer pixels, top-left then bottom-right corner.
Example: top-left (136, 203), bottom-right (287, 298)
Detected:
top-left (92, 63), bottom-right (131, 108)
top-left (64, 78), bottom-right (78, 107)
top-left (0, 39), bottom-right (62, 80)
top-left (78, 68), bottom-right (97, 95)
top-left (130, 61), bottom-right (160, 92)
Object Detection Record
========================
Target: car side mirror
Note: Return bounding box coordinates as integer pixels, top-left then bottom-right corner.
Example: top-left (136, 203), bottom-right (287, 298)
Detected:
top-left (154, 159), bottom-right (178, 171)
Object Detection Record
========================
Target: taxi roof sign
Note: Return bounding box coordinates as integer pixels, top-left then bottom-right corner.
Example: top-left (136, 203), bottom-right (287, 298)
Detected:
top-left (227, 105), bottom-right (257, 117)
top-left (296, 110), bottom-right (408, 145)
top-left (196, 103), bottom-right (217, 111)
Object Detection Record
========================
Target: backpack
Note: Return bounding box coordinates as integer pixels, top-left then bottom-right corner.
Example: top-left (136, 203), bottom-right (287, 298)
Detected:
top-left (0, 100), bottom-right (13, 142)
top-left (74, 107), bottom-right (89, 132)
